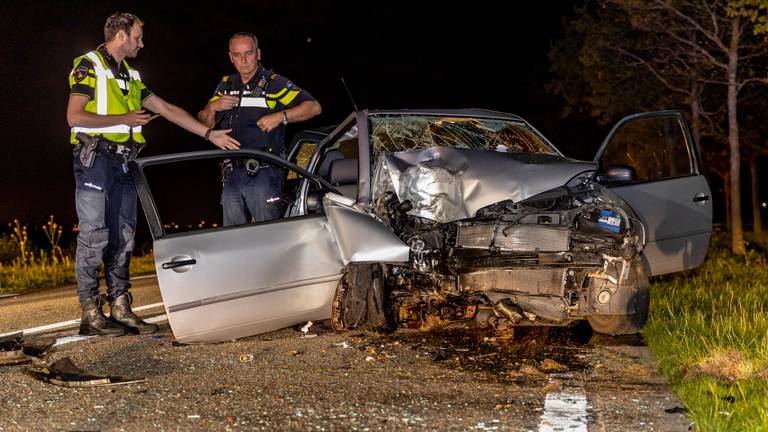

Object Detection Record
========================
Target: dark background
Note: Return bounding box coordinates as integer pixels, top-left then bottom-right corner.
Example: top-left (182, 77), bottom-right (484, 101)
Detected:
top-left (2, 0), bottom-right (751, 249)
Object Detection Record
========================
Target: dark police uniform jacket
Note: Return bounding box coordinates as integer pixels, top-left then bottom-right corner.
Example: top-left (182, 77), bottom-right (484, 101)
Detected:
top-left (210, 66), bottom-right (315, 155)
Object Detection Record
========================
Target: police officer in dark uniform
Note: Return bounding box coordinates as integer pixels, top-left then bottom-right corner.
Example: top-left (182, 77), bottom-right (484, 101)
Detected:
top-left (198, 32), bottom-right (321, 226)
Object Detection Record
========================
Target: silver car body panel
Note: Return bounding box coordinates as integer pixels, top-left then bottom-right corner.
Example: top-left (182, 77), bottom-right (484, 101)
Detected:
top-left (608, 175), bottom-right (712, 276)
top-left (323, 193), bottom-right (410, 265)
top-left (594, 111), bottom-right (712, 276)
top-left (373, 146), bottom-right (597, 223)
top-left (154, 215), bottom-right (344, 343)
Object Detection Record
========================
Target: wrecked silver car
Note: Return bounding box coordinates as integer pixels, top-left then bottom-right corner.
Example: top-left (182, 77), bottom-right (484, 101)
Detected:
top-left (130, 109), bottom-right (712, 343)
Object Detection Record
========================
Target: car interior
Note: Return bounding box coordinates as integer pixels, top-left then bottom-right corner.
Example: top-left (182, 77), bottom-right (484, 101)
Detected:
top-left (305, 139), bottom-right (359, 212)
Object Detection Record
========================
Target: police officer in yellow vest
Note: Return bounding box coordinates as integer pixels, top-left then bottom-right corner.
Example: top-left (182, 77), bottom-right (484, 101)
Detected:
top-left (67, 12), bottom-right (241, 337)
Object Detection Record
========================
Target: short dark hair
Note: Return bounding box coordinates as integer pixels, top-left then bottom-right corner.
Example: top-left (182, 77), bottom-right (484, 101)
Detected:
top-left (229, 32), bottom-right (259, 50)
top-left (104, 12), bottom-right (143, 42)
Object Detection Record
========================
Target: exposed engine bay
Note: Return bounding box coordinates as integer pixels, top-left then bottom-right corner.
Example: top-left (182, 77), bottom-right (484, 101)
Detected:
top-left (333, 146), bottom-right (649, 335)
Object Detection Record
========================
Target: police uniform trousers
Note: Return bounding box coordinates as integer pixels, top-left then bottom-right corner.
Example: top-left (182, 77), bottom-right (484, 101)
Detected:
top-left (73, 150), bottom-right (136, 304)
top-left (221, 165), bottom-right (284, 226)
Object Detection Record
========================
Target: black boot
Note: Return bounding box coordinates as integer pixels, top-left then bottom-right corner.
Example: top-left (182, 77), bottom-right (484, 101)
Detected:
top-left (79, 296), bottom-right (129, 337)
top-left (109, 293), bottom-right (158, 334)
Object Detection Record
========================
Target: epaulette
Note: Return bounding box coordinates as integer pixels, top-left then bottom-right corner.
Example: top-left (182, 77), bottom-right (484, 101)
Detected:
top-left (75, 56), bottom-right (95, 68)
top-left (270, 73), bottom-right (278, 79)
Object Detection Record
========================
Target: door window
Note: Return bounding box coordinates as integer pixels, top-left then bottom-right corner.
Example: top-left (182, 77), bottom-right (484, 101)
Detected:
top-left (292, 141), bottom-right (318, 171)
top-left (599, 115), bottom-right (694, 181)
top-left (141, 154), bottom-right (312, 236)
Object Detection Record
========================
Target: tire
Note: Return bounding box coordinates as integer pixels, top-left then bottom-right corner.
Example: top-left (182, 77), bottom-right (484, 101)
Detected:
top-left (587, 259), bottom-right (650, 335)
top-left (331, 264), bottom-right (389, 331)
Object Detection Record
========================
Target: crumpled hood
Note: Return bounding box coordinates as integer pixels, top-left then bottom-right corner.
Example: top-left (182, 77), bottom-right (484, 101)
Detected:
top-left (374, 146), bottom-right (597, 223)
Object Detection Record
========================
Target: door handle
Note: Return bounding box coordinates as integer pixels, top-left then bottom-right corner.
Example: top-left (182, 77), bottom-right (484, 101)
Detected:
top-left (693, 193), bottom-right (710, 204)
top-left (161, 259), bottom-right (196, 270)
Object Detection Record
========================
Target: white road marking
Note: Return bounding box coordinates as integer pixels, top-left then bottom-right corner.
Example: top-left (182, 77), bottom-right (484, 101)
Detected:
top-left (0, 302), bottom-right (165, 338)
top-left (52, 335), bottom-right (93, 347)
top-left (142, 314), bottom-right (169, 325)
top-left (52, 314), bottom-right (169, 347)
top-left (131, 303), bottom-right (165, 313)
top-left (538, 391), bottom-right (588, 432)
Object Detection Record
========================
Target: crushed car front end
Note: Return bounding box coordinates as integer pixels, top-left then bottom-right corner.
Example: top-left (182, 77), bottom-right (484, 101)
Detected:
top-left (332, 113), bottom-right (650, 335)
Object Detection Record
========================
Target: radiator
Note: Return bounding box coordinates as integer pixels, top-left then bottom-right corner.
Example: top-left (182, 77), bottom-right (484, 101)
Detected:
top-left (456, 223), bottom-right (570, 252)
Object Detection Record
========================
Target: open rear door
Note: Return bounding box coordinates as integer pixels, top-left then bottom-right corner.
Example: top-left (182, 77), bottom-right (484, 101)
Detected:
top-left (594, 111), bottom-right (712, 276)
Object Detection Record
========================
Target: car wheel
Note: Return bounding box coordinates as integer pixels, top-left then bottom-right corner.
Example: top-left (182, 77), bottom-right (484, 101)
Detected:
top-left (331, 263), bottom-right (389, 331)
top-left (587, 259), bottom-right (650, 336)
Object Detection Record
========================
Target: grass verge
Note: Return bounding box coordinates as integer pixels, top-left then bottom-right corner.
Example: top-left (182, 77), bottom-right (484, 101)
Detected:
top-left (643, 238), bottom-right (768, 431)
top-left (0, 253), bottom-right (156, 293)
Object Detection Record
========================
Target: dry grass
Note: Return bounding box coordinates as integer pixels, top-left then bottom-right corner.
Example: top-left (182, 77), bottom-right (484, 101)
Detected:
top-left (1, 219), bottom-right (156, 293)
top-left (685, 348), bottom-right (768, 382)
top-left (0, 253), bottom-right (155, 293)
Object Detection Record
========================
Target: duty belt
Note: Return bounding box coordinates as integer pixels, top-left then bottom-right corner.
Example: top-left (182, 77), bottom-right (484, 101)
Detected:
top-left (103, 142), bottom-right (132, 156)
top-left (226, 158), bottom-right (275, 176)
top-left (74, 133), bottom-right (143, 168)
top-left (75, 133), bottom-right (135, 154)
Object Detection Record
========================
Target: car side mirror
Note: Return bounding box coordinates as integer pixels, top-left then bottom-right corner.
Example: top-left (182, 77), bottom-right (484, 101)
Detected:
top-left (599, 165), bottom-right (636, 184)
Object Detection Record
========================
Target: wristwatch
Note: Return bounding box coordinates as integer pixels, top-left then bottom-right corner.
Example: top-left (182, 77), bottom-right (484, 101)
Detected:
top-left (282, 111), bottom-right (289, 125)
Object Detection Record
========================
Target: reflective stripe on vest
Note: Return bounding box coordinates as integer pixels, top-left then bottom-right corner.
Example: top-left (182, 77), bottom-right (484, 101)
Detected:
top-left (70, 51), bottom-right (144, 142)
top-left (72, 124), bottom-right (142, 134)
top-left (239, 97), bottom-right (268, 108)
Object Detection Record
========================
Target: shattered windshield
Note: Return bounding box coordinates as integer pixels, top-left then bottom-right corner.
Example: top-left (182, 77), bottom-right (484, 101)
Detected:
top-left (369, 114), bottom-right (556, 161)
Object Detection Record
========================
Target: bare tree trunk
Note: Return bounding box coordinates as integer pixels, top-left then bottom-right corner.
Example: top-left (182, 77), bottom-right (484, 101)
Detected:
top-left (727, 19), bottom-right (745, 255)
top-left (751, 159), bottom-right (763, 239)
top-left (690, 83), bottom-right (702, 157)
top-left (725, 171), bottom-right (731, 233)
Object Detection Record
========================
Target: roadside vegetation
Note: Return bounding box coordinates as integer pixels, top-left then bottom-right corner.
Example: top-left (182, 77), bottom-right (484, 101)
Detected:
top-left (644, 230), bottom-right (768, 431)
top-left (0, 217), bottom-right (155, 293)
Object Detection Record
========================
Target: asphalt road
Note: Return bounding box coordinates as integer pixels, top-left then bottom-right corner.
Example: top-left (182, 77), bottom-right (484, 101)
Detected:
top-left (0, 278), bottom-right (691, 431)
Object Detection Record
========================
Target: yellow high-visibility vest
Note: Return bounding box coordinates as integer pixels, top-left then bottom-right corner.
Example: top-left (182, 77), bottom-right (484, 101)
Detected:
top-left (69, 50), bottom-right (147, 144)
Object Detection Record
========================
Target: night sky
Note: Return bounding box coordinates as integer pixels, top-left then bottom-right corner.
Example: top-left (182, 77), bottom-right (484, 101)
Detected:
top-left (0, 0), bottom-right (606, 244)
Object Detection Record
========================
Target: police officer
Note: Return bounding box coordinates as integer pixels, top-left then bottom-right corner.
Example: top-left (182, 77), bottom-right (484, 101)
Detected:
top-left (67, 12), bottom-right (240, 337)
top-left (198, 32), bottom-right (321, 226)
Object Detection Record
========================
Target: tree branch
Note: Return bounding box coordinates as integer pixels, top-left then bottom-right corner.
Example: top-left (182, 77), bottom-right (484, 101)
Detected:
top-left (740, 47), bottom-right (768, 59)
top-left (612, 47), bottom-right (693, 95)
top-left (737, 77), bottom-right (768, 93)
top-left (656, 26), bottom-right (729, 68)
top-left (653, 0), bottom-right (730, 53)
